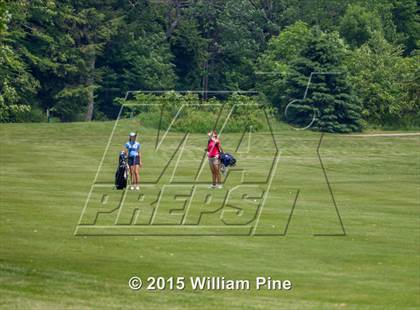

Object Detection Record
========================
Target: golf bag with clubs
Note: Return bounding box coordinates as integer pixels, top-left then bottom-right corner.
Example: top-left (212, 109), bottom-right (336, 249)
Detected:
top-left (115, 151), bottom-right (129, 190)
top-left (219, 152), bottom-right (236, 176)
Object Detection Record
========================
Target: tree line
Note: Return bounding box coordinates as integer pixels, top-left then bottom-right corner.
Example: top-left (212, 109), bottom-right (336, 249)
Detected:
top-left (0, 0), bottom-right (418, 131)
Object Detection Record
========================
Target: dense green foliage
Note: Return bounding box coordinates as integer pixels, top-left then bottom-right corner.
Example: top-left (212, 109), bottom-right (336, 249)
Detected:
top-left (339, 4), bottom-right (383, 48)
top-left (1, 0), bottom-right (418, 130)
top-left (345, 33), bottom-right (419, 127)
top-left (122, 92), bottom-right (270, 133)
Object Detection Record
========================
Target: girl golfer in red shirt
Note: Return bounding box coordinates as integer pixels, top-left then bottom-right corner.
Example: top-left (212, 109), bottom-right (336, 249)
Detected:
top-left (207, 130), bottom-right (223, 189)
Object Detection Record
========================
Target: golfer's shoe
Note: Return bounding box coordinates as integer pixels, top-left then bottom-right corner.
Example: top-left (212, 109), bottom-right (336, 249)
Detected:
top-left (136, 186), bottom-right (140, 191)
top-left (130, 186), bottom-right (135, 190)
top-left (208, 184), bottom-right (216, 189)
top-left (217, 184), bottom-right (223, 189)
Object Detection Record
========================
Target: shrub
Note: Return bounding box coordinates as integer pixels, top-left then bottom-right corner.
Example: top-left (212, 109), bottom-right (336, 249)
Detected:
top-left (119, 92), bottom-right (271, 133)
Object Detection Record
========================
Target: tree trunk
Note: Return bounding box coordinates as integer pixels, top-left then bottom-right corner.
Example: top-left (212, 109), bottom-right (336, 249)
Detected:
top-left (202, 59), bottom-right (209, 101)
top-left (85, 55), bottom-right (96, 121)
top-left (165, 0), bottom-right (181, 39)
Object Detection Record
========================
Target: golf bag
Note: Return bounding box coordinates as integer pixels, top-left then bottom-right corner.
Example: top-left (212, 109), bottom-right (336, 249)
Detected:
top-left (220, 152), bottom-right (236, 167)
top-left (115, 152), bottom-right (129, 190)
top-left (219, 152), bottom-right (236, 176)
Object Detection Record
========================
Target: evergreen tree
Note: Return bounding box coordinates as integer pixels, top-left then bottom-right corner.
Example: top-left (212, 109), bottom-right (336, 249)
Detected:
top-left (98, 0), bottom-right (176, 118)
top-left (284, 29), bottom-right (362, 133)
top-left (17, 1), bottom-right (74, 119)
top-left (56, 0), bottom-right (123, 121)
top-left (170, 19), bottom-right (206, 90)
top-left (0, 1), bottom-right (39, 122)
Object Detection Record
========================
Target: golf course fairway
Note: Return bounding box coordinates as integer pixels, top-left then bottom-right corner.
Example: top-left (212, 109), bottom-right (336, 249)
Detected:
top-left (0, 121), bottom-right (419, 309)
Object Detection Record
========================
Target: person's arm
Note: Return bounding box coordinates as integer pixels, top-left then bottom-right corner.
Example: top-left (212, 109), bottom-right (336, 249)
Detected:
top-left (205, 139), bottom-right (210, 157)
top-left (217, 139), bottom-right (223, 153)
top-left (139, 151), bottom-right (143, 167)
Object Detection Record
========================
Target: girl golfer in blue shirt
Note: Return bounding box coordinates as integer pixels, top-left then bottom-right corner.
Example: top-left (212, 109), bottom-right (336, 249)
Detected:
top-left (125, 132), bottom-right (142, 190)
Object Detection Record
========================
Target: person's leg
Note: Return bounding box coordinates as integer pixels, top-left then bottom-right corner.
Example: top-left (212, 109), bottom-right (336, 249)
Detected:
top-left (129, 165), bottom-right (135, 189)
top-left (129, 166), bottom-right (133, 183)
top-left (135, 164), bottom-right (140, 189)
top-left (211, 165), bottom-right (217, 185)
top-left (132, 166), bottom-right (136, 185)
top-left (214, 161), bottom-right (221, 185)
top-left (209, 160), bottom-right (216, 186)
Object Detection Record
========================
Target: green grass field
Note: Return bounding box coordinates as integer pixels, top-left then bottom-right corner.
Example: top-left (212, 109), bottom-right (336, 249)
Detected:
top-left (0, 120), bottom-right (419, 309)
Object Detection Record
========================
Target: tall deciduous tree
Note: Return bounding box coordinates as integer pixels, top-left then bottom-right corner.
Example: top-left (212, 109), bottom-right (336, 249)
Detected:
top-left (339, 4), bottom-right (383, 48)
top-left (256, 21), bottom-right (312, 109)
top-left (346, 32), bottom-right (419, 126)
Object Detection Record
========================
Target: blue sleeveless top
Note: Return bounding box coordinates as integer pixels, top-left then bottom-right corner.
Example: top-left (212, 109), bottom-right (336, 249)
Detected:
top-left (125, 141), bottom-right (141, 157)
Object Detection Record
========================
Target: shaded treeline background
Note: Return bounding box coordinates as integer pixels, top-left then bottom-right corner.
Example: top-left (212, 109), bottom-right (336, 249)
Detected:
top-left (0, 0), bottom-right (418, 131)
